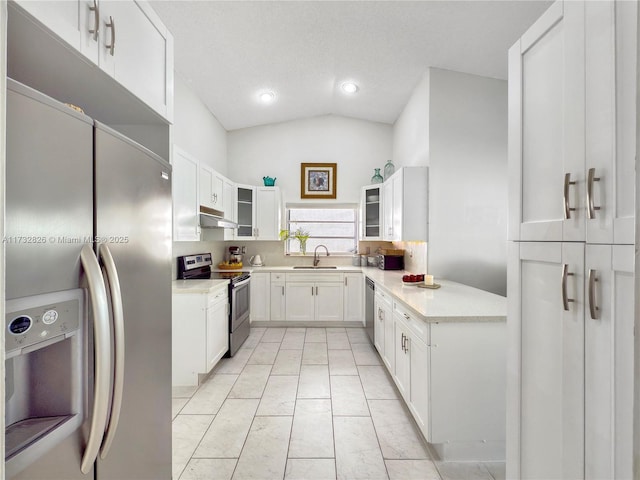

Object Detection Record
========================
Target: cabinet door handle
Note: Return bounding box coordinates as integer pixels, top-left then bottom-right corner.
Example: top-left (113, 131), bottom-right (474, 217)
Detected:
top-left (88, 0), bottom-right (100, 41)
top-left (345, 277), bottom-right (348, 286)
top-left (400, 333), bottom-right (405, 351)
top-left (563, 173), bottom-right (576, 219)
top-left (105, 16), bottom-right (116, 56)
top-left (588, 269), bottom-right (599, 320)
top-left (587, 168), bottom-right (601, 219)
top-left (561, 263), bottom-right (575, 311)
top-left (282, 286), bottom-right (285, 296)
top-left (311, 287), bottom-right (314, 296)
top-left (315, 286), bottom-right (318, 296)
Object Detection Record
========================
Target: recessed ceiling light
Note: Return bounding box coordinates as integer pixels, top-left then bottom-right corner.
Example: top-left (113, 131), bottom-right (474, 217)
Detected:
top-left (341, 82), bottom-right (359, 94)
top-left (259, 91), bottom-right (275, 103)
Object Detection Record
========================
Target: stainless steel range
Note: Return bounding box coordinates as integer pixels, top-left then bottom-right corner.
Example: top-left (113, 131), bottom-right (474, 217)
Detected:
top-left (177, 253), bottom-right (251, 356)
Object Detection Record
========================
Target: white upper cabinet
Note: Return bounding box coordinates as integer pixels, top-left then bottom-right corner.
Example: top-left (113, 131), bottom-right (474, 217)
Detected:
top-left (382, 167), bottom-right (429, 242)
top-left (509, 0), bottom-right (636, 244)
top-left (17, 1), bottom-right (82, 48)
top-left (199, 164), bottom-right (224, 211)
top-left (235, 186), bottom-right (282, 241)
top-left (14, 0), bottom-right (174, 121)
top-left (584, 1), bottom-right (636, 245)
top-left (508, 1), bottom-right (585, 242)
top-left (97, 1), bottom-right (173, 120)
top-left (172, 147), bottom-right (200, 242)
top-left (255, 187), bottom-right (282, 241)
top-left (361, 185), bottom-right (383, 240)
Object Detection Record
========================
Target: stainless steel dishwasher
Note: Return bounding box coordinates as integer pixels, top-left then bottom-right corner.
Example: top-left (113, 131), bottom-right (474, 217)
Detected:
top-left (365, 277), bottom-right (375, 343)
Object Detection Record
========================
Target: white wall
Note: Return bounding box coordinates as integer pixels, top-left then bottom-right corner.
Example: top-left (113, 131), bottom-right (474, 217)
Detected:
top-left (392, 72), bottom-right (430, 168)
top-left (173, 75), bottom-right (228, 174)
top-left (427, 68), bottom-right (508, 296)
top-left (227, 115), bottom-right (393, 204)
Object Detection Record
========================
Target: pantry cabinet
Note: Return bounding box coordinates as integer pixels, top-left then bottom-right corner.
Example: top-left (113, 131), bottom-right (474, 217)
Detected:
top-left (382, 167), bottom-right (429, 242)
top-left (172, 284), bottom-right (229, 386)
top-left (507, 1), bottom-right (637, 478)
top-left (14, 0), bottom-right (174, 121)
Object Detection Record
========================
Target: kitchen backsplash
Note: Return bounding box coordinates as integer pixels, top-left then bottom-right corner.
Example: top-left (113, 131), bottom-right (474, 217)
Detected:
top-left (173, 239), bottom-right (427, 275)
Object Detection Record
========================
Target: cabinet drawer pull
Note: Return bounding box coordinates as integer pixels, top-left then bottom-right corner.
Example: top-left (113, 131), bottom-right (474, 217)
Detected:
top-left (88, 0), bottom-right (100, 41)
top-left (561, 263), bottom-right (575, 311)
top-left (588, 269), bottom-right (599, 320)
top-left (587, 168), bottom-right (601, 219)
top-left (403, 313), bottom-right (410, 320)
top-left (105, 16), bottom-right (116, 56)
top-left (563, 173), bottom-right (576, 219)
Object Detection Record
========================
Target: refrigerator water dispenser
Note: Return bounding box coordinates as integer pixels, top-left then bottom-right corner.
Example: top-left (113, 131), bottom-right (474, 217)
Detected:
top-left (5, 289), bottom-right (85, 477)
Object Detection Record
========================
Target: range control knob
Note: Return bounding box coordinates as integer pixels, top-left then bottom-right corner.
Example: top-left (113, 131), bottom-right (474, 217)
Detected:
top-left (8, 316), bottom-right (32, 335)
top-left (42, 310), bottom-right (59, 325)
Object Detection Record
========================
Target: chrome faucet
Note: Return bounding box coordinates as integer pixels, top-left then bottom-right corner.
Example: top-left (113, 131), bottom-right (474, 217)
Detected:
top-left (313, 245), bottom-right (330, 266)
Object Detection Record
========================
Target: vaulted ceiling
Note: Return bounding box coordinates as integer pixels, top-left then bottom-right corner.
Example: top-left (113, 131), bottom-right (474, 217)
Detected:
top-left (150, 1), bottom-right (552, 131)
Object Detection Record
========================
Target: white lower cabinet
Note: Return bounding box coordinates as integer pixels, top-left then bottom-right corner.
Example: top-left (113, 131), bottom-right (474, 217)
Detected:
top-left (343, 273), bottom-right (364, 323)
top-left (285, 272), bottom-right (344, 321)
top-left (584, 244), bottom-right (634, 479)
top-left (379, 290), bottom-right (506, 454)
top-left (172, 286), bottom-right (229, 386)
top-left (270, 273), bottom-right (286, 321)
top-left (249, 272), bottom-right (270, 322)
top-left (507, 242), bottom-right (585, 479)
top-left (507, 241), bottom-right (635, 479)
top-left (393, 303), bottom-right (430, 437)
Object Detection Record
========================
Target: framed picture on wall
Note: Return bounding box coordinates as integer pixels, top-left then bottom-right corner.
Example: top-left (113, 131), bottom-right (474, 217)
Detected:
top-left (300, 163), bottom-right (337, 199)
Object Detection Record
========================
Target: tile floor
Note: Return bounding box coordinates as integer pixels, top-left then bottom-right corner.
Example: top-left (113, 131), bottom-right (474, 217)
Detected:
top-left (172, 327), bottom-right (505, 480)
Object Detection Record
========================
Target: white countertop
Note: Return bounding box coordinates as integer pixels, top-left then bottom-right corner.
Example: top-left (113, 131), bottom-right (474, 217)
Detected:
top-left (247, 265), bottom-right (363, 273)
top-left (363, 269), bottom-right (506, 323)
top-left (172, 279), bottom-right (229, 295)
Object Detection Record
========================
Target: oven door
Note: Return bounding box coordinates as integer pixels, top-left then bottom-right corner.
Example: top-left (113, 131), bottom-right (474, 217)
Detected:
top-left (230, 277), bottom-right (250, 332)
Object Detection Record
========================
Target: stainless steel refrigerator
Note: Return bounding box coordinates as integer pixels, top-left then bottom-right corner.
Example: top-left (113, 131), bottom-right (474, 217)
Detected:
top-left (5, 79), bottom-right (172, 479)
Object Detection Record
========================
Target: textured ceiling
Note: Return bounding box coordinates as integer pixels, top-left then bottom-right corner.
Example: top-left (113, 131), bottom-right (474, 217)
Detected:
top-left (150, 1), bottom-right (551, 131)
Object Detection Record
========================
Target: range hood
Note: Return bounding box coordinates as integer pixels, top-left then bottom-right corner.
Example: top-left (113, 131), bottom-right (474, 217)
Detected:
top-left (199, 205), bottom-right (238, 229)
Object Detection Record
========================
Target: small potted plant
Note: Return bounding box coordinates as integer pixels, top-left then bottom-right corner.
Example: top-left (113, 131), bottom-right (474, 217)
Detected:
top-left (280, 228), bottom-right (310, 255)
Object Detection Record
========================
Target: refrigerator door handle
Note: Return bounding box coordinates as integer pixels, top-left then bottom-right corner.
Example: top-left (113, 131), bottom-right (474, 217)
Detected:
top-left (98, 243), bottom-right (125, 459)
top-left (80, 245), bottom-right (112, 474)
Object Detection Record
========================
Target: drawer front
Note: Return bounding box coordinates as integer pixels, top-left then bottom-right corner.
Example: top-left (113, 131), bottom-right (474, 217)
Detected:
top-left (393, 301), bottom-right (429, 344)
top-left (285, 273), bottom-right (344, 283)
top-left (271, 272), bottom-right (285, 282)
top-left (375, 286), bottom-right (393, 308)
top-left (208, 287), bottom-right (228, 307)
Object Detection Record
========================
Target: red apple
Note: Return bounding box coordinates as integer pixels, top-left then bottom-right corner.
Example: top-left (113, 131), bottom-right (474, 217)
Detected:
top-left (409, 275), bottom-right (417, 282)
top-left (403, 275), bottom-right (410, 282)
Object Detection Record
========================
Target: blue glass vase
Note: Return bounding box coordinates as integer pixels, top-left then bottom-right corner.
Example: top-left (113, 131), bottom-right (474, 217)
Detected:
top-left (371, 168), bottom-right (383, 184)
top-left (384, 160), bottom-right (395, 179)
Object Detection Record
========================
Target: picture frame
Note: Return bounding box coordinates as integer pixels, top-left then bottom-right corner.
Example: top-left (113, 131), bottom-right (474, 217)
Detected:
top-left (300, 163), bottom-right (337, 199)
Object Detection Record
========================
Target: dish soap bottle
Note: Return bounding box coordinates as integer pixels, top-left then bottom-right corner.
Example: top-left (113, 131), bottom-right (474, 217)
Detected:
top-left (371, 168), bottom-right (383, 184)
top-left (383, 160), bottom-right (395, 180)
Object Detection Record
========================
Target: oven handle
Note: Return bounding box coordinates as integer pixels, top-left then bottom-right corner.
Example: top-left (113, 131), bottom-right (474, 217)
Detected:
top-left (233, 277), bottom-right (251, 289)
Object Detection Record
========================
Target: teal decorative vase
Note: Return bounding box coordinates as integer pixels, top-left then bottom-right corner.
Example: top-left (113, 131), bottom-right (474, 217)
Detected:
top-left (384, 160), bottom-right (395, 179)
top-left (371, 168), bottom-right (383, 184)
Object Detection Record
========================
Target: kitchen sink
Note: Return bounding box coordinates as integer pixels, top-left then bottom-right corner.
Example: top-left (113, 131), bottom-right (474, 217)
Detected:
top-left (292, 266), bottom-right (338, 269)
